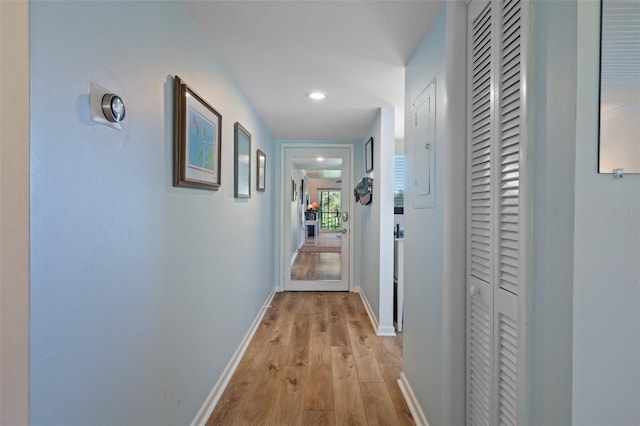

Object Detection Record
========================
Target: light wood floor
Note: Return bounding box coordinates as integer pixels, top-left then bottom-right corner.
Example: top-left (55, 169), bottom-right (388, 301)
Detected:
top-left (291, 252), bottom-right (342, 281)
top-left (206, 291), bottom-right (414, 426)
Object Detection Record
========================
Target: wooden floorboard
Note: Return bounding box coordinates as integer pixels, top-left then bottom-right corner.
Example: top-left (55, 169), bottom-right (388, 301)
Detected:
top-left (205, 382), bottom-right (251, 426)
top-left (291, 252), bottom-right (342, 281)
top-left (380, 363), bottom-right (416, 426)
top-left (360, 382), bottom-right (401, 425)
top-left (302, 410), bottom-right (336, 426)
top-left (346, 320), bottom-right (385, 383)
top-left (239, 345), bottom-right (289, 425)
top-left (206, 292), bottom-right (413, 426)
top-left (270, 365), bottom-right (307, 425)
top-left (331, 346), bottom-right (369, 425)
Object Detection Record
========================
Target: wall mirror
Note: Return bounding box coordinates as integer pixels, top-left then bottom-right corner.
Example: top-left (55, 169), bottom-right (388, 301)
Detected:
top-left (598, 0), bottom-right (640, 174)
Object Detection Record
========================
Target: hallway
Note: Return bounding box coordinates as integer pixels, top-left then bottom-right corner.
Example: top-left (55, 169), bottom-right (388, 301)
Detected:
top-left (206, 292), bottom-right (413, 425)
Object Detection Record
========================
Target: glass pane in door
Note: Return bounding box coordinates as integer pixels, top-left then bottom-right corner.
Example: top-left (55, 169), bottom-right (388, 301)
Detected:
top-left (290, 157), bottom-right (344, 284)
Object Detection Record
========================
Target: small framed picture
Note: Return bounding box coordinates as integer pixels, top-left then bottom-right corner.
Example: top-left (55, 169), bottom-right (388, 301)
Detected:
top-left (234, 122), bottom-right (251, 198)
top-left (365, 136), bottom-right (374, 173)
top-left (256, 149), bottom-right (266, 192)
top-left (291, 179), bottom-right (297, 201)
top-left (173, 75), bottom-right (222, 190)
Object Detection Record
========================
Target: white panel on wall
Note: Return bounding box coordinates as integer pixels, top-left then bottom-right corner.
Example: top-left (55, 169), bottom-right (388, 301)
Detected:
top-left (412, 79), bottom-right (436, 209)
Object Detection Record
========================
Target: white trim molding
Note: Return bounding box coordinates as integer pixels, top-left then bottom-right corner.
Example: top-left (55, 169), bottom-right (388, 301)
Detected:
top-left (398, 372), bottom-right (430, 426)
top-left (191, 289), bottom-right (276, 426)
top-left (355, 287), bottom-right (395, 336)
top-left (278, 142), bottom-right (356, 292)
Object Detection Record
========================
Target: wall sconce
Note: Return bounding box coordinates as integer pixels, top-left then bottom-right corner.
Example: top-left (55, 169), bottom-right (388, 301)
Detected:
top-left (89, 82), bottom-right (125, 130)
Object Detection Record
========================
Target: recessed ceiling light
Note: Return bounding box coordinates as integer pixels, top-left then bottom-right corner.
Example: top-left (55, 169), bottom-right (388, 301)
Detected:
top-left (317, 157), bottom-right (325, 162)
top-left (308, 91), bottom-right (327, 101)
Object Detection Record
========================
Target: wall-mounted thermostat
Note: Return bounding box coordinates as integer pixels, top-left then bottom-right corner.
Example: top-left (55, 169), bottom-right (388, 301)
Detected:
top-left (101, 93), bottom-right (125, 123)
top-left (90, 82), bottom-right (125, 130)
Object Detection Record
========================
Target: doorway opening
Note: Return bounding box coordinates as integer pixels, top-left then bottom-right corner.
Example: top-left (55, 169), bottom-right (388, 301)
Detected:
top-left (282, 146), bottom-right (352, 291)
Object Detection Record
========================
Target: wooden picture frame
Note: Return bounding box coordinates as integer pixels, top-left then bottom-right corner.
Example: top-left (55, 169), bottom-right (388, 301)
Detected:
top-left (256, 149), bottom-right (266, 192)
top-left (173, 75), bottom-right (222, 190)
top-left (365, 136), bottom-right (374, 173)
top-left (234, 122), bottom-right (252, 198)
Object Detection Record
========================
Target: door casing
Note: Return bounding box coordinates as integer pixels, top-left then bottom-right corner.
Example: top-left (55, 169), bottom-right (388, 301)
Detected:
top-left (279, 143), bottom-right (355, 292)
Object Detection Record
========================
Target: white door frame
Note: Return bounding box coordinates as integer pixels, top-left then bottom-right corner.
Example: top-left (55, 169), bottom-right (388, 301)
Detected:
top-left (279, 143), bottom-right (355, 292)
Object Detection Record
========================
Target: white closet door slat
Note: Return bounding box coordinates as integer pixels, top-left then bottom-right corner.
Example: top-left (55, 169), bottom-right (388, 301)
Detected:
top-left (498, 0), bottom-right (521, 297)
top-left (495, 0), bottom-right (522, 423)
top-left (498, 313), bottom-right (518, 426)
top-left (470, 296), bottom-right (492, 426)
top-left (468, 2), bottom-right (495, 425)
top-left (470, 1), bottom-right (494, 285)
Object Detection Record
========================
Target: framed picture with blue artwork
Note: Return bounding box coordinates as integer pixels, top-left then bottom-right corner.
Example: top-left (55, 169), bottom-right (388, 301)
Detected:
top-left (173, 75), bottom-right (222, 190)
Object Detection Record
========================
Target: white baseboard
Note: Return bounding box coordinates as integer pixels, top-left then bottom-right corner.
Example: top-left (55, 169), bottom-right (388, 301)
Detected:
top-left (398, 372), bottom-right (430, 426)
top-left (290, 249), bottom-right (299, 266)
top-left (355, 288), bottom-right (380, 335)
top-left (377, 324), bottom-right (397, 336)
top-left (354, 287), bottom-right (378, 331)
top-left (355, 287), bottom-right (396, 336)
top-left (191, 289), bottom-right (276, 426)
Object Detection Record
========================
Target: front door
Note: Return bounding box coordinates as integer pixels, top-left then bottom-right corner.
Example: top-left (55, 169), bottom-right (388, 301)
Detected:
top-left (283, 146), bottom-right (351, 291)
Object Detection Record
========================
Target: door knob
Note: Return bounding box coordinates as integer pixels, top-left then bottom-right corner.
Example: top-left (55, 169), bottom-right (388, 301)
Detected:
top-left (340, 228), bottom-right (348, 234)
top-left (470, 285), bottom-right (478, 297)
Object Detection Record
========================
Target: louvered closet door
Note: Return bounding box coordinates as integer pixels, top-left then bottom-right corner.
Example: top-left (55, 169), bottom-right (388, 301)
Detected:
top-left (467, 2), bottom-right (494, 425)
top-left (466, 1), bottom-right (524, 425)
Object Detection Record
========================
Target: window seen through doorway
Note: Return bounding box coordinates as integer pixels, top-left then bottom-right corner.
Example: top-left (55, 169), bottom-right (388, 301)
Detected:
top-left (319, 190), bottom-right (341, 230)
top-left (394, 155), bottom-right (405, 213)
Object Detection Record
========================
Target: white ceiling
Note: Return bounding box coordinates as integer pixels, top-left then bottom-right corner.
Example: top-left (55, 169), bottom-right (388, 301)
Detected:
top-left (183, 0), bottom-right (443, 141)
top-left (293, 157), bottom-right (342, 179)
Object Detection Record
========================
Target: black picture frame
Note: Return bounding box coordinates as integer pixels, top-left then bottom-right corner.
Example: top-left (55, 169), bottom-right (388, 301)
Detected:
top-left (365, 137), bottom-right (374, 173)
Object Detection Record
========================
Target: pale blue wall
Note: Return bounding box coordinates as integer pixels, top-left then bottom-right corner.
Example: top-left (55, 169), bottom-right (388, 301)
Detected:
top-left (358, 107), bottom-right (395, 332)
top-left (402, 5), bottom-right (446, 425)
top-left (529, 2), bottom-right (577, 424)
top-left (573, 2), bottom-right (640, 424)
top-left (359, 113), bottom-right (381, 320)
top-left (29, 2), bottom-right (275, 424)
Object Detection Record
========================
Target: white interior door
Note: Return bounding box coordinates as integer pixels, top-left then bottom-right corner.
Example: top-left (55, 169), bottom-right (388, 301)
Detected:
top-left (283, 146), bottom-right (352, 291)
top-left (467, 1), bottom-right (525, 424)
